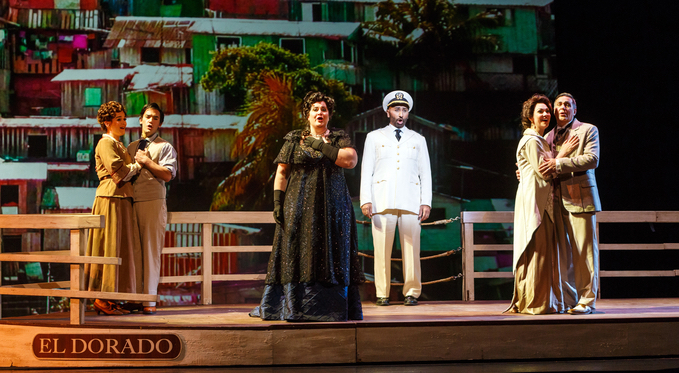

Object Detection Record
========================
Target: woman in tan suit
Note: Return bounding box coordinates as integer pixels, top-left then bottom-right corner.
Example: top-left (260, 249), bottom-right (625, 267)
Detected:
top-left (508, 94), bottom-right (578, 314)
top-left (85, 101), bottom-right (141, 315)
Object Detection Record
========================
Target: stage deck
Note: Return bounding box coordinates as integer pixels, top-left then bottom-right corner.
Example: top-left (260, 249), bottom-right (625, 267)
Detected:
top-left (2, 298), bottom-right (679, 368)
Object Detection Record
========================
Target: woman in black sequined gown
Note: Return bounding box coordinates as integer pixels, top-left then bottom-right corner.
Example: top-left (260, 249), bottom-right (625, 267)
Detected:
top-left (250, 92), bottom-right (364, 321)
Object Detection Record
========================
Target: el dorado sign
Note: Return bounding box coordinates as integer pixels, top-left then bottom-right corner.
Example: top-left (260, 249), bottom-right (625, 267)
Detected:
top-left (32, 334), bottom-right (182, 360)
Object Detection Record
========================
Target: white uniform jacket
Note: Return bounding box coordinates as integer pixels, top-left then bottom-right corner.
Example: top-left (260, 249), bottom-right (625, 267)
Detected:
top-left (360, 125), bottom-right (432, 214)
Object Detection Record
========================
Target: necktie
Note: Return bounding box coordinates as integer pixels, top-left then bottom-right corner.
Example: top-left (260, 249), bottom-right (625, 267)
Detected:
top-left (552, 122), bottom-right (572, 157)
top-left (395, 129), bottom-right (402, 141)
top-left (138, 138), bottom-right (149, 151)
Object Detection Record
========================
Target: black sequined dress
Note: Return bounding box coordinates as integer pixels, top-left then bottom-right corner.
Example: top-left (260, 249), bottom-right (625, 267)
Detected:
top-left (250, 128), bottom-right (364, 321)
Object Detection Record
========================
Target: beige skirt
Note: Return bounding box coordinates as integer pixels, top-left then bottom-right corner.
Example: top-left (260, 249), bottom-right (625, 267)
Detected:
top-left (84, 196), bottom-right (135, 294)
top-left (508, 212), bottom-right (568, 315)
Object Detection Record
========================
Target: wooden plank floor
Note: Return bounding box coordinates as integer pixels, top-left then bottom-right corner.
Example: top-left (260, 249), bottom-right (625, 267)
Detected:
top-left (2, 299), bottom-right (679, 368)
top-left (2, 298), bottom-right (679, 328)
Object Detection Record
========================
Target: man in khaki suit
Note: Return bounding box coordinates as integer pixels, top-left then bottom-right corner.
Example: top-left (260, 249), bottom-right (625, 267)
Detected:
top-left (540, 92), bottom-right (601, 314)
top-left (125, 103), bottom-right (178, 314)
top-left (360, 90), bottom-right (432, 306)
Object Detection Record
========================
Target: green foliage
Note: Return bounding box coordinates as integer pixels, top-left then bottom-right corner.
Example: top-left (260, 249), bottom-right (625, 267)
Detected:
top-left (204, 43), bottom-right (360, 210)
top-left (364, 0), bottom-right (500, 86)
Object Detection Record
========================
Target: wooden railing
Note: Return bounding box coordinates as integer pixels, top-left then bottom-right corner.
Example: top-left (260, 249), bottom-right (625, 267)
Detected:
top-left (161, 211), bottom-right (274, 305)
top-left (461, 211), bottom-right (679, 301)
top-left (0, 214), bottom-right (156, 325)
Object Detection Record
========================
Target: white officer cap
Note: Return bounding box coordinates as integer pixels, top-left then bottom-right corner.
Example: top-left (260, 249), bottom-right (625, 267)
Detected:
top-left (382, 90), bottom-right (413, 112)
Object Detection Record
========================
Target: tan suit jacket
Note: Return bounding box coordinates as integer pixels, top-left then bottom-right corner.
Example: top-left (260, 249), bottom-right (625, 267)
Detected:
top-left (545, 119), bottom-right (601, 213)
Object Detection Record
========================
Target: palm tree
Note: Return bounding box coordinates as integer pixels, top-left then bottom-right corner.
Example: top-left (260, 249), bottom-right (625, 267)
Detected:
top-left (210, 72), bottom-right (301, 211)
top-left (364, 0), bottom-right (500, 90)
top-left (203, 43), bottom-right (360, 211)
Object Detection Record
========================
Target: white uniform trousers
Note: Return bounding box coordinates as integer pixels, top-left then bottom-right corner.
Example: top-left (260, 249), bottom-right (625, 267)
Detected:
top-left (557, 203), bottom-right (599, 309)
top-left (372, 209), bottom-right (422, 298)
top-left (131, 199), bottom-right (167, 306)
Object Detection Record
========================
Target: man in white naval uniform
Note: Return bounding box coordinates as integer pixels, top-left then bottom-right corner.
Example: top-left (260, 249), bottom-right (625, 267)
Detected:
top-left (360, 90), bottom-right (432, 306)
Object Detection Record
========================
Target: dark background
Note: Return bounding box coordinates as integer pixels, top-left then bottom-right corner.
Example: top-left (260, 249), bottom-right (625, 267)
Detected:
top-left (553, 0), bottom-right (679, 297)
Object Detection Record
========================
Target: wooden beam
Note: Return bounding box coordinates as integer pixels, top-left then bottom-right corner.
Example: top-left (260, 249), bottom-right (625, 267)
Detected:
top-left (212, 274), bottom-right (266, 281)
top-left (600, 270), bottom-right (678, 277)
top-left (212, 245), bottom-right (273, 253)
top-left (468, 244), bottom-right (512, 252)
top-left (70, 228), bottom-right (87, 325)
top-left (0, 214), bottom-right (104, 229)
top-left (0, 253), bottom-right (120, 265)
top-left (0, 288), bottom-right (157, 302)
top-left (596, 211), bottom-right (657, 223)
top-left (599, 244), bottom-right (677, 251)
top-left (203, 223), bottom-right (213, 305)
top-left (474, 272), bottom-right (513, 279)
top-left (159, 275), bottom-right (202, 283)
top-left (162, 246), bottom-right (203, 254)
top-left (4, 281), bottom-right (70, 289)
top-left (168, 211), bottom-right (274, 224)
top-left (461, 211), bottom-right (513, 224)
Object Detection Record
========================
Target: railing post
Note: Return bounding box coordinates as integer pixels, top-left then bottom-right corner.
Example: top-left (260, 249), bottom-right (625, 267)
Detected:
top-left (462, 213), bottom-right (476, 301)
top-left (70, 228), bottom-right (87, 325)
top-left (0, 230), bottom-right (3, 320)
top-left (202, 223), bottom-right (213, 305)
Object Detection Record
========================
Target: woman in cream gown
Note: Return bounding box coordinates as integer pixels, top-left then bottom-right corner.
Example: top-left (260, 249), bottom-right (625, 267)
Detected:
top-left (508, 94), bottom-right (578, 314)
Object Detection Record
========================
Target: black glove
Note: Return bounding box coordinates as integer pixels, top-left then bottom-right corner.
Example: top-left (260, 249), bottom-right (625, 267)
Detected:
top-left (273, 189), bottom-right (285, 226)
top-left (304, 136), bottom-right (339, 162)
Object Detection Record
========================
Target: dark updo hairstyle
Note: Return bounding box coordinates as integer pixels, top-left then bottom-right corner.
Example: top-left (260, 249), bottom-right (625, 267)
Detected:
top-left (302, 91), bottom-right (335, 122)
top-left (520, 94), bottom-right (552, 130)
top-left (97, 101), bottom-right (127, 131)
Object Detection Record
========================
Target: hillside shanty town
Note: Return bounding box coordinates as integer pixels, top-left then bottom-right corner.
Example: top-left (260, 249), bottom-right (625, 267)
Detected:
top-left (0, 0), bottom-right (555, 316)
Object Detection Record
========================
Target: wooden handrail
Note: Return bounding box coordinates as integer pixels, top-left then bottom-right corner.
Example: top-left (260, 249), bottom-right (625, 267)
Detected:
top-left (0, 214), bottom-right (155, 324)
top-left (461, 211), bottom-right (679, 301)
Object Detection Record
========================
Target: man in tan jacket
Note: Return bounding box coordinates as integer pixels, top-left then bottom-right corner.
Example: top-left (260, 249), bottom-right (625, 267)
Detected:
top-left (540, 92), bottom-right (601, 314)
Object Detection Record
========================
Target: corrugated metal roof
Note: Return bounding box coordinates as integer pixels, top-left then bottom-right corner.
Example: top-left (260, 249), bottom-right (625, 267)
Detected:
top-left (128, 65), bottom-right (193, 90)
top-left (152, 114), bottom-right (248, 131)
top-left (51, 65), bottom-right (192, 89)
top-left (7, 7), bottom-right (101, 30)
top-left (106, 17), bottom-right (360, 40)
top-left (52, 68), bottom-right (134, 82)
top-left (55, 187), bottom-right (97, 209)
top-left (103, 18), bottom-right (194, 49)
top-left (0, 114), bottom-right (248, 131)
top-left (189, 18), bottom-right (361, 38)
top-left (0, 160), bottom-right (48, 180)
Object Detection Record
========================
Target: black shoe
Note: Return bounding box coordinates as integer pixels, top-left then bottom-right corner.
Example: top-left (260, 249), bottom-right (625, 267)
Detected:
top-left (376, 297), bottom-right (390, 306)
top-left (120, 302), bottom-right (143, 313)
top-left (404, 296), bottom-right (418, 306)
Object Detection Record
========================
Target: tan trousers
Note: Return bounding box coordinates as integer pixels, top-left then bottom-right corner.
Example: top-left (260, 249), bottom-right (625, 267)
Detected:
top-left (372, 209), bottom-right (422, 298)
top-left (131, 199), bottom-right (167, 306)
top-left (556, 202), bottom-right (599, 309)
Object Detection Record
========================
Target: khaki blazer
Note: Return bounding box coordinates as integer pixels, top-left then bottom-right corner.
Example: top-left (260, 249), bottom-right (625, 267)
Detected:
top-left (94, 136), bottom-right (134, 198)
top-left (360, 125), bottom-right (432, 215)
top-left (545, 119), bottom-right (601, 213)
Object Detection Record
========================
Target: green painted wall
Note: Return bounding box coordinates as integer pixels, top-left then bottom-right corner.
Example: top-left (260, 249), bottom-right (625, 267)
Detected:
top-left (132, 0), bottom-right (204, 17)
top-left (471, 7), bottom-right (539, 54)
top-left (192, 34), bottom-right (216, 85)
